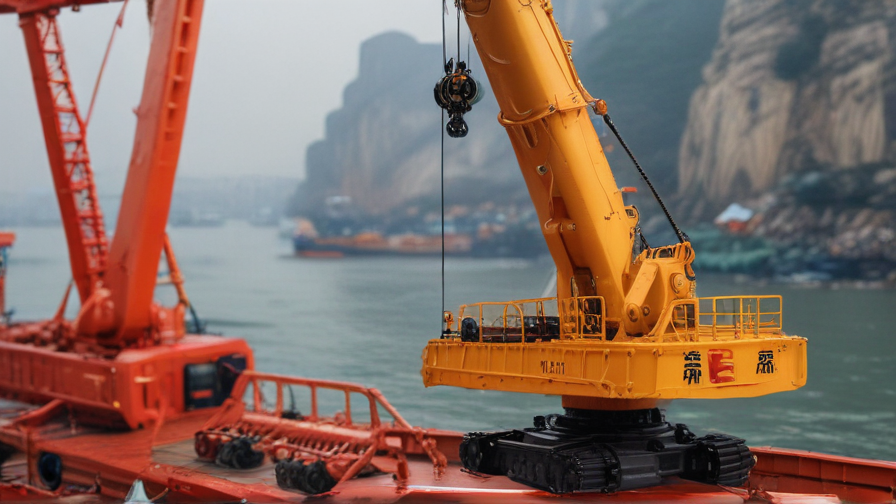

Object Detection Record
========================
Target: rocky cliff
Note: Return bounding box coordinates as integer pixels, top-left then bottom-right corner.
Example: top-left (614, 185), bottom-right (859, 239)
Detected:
top-left (679, 0), bottom-right (896, 220)
top-left (290, 32), bottom-right (520, 219)
top-left (289, 1), bottom-right (694, 219)
top-left (288, 1), bottom-right (896, 278)
top-left (578, 0), bottom-right (725, 193)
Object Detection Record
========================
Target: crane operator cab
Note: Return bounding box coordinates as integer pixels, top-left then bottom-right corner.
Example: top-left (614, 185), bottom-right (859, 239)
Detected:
top-left (184, 354), bottom-right (249, 410)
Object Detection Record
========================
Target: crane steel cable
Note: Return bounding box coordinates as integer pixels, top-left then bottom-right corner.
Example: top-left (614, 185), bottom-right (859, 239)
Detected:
top-left (593, 101), bottom-right (689, 244)
top-left (441, 0), bottom-right (448, 69)
top-left (456, 1), bottom-right (461, 66)
top-left (86, 0), bottom-right (130, 128)
top-left (441, 108), bottom-right (446, 324)
top-left (440, 1), bottom-right (448, 324)
top-left (438, 1), bottom-right (473, 329)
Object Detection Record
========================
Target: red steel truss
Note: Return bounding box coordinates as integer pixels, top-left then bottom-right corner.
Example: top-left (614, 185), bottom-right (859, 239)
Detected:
top-left (19, 11), bottom-right (108, 304)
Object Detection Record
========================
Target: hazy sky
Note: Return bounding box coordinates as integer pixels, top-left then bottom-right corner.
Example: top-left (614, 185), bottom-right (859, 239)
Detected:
top-left (0, 1), bottom-right (448, 195)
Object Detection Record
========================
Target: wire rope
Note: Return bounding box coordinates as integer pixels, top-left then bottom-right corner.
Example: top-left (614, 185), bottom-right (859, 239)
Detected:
top-left (440, 1), bottom-right (449, 326)
top-left (441, 0), bottom-right (448, 69)
top-left (441, 109), bottom-right (446, 324)
top-left (86, 0), bottom-right (130, 128)
top-left (456, 2), bottom-right (461, 65)
top-left (601, 112), bottom-right (689, 243)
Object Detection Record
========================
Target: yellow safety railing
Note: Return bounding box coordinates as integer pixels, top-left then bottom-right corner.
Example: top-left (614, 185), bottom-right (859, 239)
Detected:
top-left (458, 297), bottom-right (556, 343)
top-left (455, 295), bottom-right (606, 342)
top-left (456, 295), bottom-right (781, 343)
top-left (559, 295), bottom-right (606, 340)
top-left (650, 299), bottom-right (699, 342)
top-left (650, 295), bottom-right (783, 342)
top-left (698, 295), bottom-right (783, 339)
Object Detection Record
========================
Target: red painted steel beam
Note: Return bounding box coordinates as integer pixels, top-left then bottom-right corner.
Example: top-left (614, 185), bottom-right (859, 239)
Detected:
top-left (19, 12), bottom-right (108, 304)
top-left (0, 0), bottom-right (120, 15)
top-left (751, 447), bottom-right (896, 503)
top-left (103, 0), bottom-right (204, 344)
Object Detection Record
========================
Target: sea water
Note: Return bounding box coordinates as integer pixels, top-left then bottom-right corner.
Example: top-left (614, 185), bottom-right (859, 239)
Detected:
top-left (5, 222), bottom-right (895, 462)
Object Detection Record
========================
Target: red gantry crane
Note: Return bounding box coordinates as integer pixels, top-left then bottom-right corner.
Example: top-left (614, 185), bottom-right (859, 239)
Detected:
top-left (0, 6), bottom-right (455, 499)
top-left (0, 0), bottom-right (253, 430)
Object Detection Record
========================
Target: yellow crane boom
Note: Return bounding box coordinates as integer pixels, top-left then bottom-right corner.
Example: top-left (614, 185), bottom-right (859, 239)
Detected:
top-left (422, 1), bottom-right (808, 493)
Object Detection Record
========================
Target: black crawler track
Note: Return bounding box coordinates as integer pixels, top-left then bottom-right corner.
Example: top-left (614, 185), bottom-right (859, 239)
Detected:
top-left (275, 459), bottom-right (337, 495)
top-left (459, 408), bottom-right (754, 494)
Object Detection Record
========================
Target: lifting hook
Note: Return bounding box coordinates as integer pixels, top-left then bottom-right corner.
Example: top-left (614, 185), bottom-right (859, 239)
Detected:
top-left (434, 58), bottom-right (481, 138)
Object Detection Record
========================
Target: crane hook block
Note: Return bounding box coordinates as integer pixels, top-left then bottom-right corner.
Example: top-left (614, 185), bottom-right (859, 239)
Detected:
top-left (434, 58), bottom-right (481, 138)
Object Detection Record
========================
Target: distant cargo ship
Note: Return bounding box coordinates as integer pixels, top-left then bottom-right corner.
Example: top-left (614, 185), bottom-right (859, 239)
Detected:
top-left (293, 230), bottom-right (473, 257)
top-left (291, 218), bottom-right (546, 258)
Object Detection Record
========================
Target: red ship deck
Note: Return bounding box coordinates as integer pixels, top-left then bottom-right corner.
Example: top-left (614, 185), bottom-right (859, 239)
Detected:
top-left (3, 397), bottom-right (894, 503)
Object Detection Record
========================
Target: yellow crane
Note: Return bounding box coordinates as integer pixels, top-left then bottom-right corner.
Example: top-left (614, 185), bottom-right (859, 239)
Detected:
top-left (423, 0), bottom-right (807, 493)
